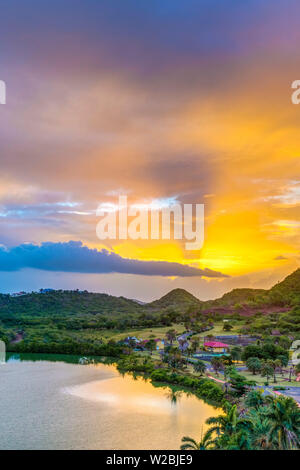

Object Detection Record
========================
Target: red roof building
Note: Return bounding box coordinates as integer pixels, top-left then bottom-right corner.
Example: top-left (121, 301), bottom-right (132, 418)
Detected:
top-left (204, 341), bottom-right (230, 353)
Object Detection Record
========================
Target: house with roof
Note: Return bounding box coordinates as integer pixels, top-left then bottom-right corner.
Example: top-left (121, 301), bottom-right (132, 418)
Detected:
top-left (11, 291), bottom-right (27, 297)
top-left (271, 329), bottom-right (281, 336)
top-left (204, 341), bottom-right (230, 354)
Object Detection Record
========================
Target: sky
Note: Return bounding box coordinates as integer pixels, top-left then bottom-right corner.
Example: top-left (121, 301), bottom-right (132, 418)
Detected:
top-left (0, 0), bottom-right (299, 301)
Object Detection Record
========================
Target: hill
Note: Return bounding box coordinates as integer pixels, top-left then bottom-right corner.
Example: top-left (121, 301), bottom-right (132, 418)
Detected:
top-left (200, 269), bottom-right (300, 316)
top-left (1, 268), bottom-right (299, 323)
top-left (147, 288), bottom-right (202, 312)
top-left (0, 290), bottom-right (144, 318)
top-left (270, 268), bottom-right (300, 297)
top-left (204, 288), bottom-right (267, 307)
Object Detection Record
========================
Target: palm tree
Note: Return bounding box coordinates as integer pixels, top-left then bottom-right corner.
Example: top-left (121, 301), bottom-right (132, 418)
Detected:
top-left (180, 428), bottom-right (214, 450)
top-left (288, 366), bottom-right (294, 382)
top-left (261, 362), bottom-right (273, 384)
top-left (244, 390), bottom-right (265, 410)
top-left (240, 408), bottom-right (273, 449)
top-left (265, 396), bottom-right (300, 450)
top-left (193, 360), bottom-right (206, 376)
top-left (211, 357), bottom-right (223, 376)
top-left (266, 359), bottom-right (277, 383)
top-left (205, 402), bottom-right (256, 450)
top-left (181, 394), bottom-right (300, 451)
top-left (165, 389), bottom-right (183, 405)
top-left (205, 403), bottom-right (239, 447)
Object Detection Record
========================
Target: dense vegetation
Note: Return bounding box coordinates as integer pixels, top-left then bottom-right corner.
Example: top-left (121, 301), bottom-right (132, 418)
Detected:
top-left (1, 267), bottom-right (299, 451)
top-left (0, 268), bottom-right (299, 353)
top-left (181, 392), bottom-right (300, 450)
top-left (147, 288), bottom-right (202, 311)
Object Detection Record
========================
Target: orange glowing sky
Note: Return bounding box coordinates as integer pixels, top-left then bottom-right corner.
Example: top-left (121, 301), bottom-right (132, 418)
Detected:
top-left (0, 1), bottom-right (299, 300)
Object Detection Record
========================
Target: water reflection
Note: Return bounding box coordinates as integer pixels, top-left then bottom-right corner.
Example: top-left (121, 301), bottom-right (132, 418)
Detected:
top-left (165, 389), bottom-right (183, 405)
top-left (6, 352), bottom-right (114, 365)
top-left (1, 356), bottom-right (221, 450)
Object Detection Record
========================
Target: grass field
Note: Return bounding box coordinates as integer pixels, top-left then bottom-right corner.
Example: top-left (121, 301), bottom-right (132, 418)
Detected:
top-left (240, 369), bottom-right (300, 387)
top-left (62, 321), bottom-right (242, 347)
top-left (94, 323), bottom-right (186, 342)
top-left (192, 322), bottom-right (241, 342)
top-left (67, 320), bottom-right (242, 344)
top-left (107, 321), bottom-right (242, 343)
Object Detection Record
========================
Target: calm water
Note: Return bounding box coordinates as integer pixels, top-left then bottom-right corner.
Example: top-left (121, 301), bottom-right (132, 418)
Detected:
top-left (0, 354), bottom-right (220, 450)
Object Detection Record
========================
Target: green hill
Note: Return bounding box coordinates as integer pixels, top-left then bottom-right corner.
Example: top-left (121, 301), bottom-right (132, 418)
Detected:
top-left (147, 288), bottom-right (202, 311)
top-left (1, 268), bottom-right (299, 323)
top-left (204, 288), bottom-right (267, 307)
top-left (0, 290), bottom-right (144, 318)
top-left (200, 268), bottom-right (300, 313)
top-left (1, 268), bottom-right (300, 352)
top-left (270, 268), bottom-right (300, 297)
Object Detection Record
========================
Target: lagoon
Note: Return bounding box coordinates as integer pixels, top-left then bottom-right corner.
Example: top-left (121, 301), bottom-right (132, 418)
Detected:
top-left (0, 354), bottom-right (220, 450)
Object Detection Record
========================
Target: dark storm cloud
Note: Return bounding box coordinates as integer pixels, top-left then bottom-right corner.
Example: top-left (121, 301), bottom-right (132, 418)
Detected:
top-left (0, 0), bottom-right (269, 71)
top-left (0, 241), bottom-right (228, 277)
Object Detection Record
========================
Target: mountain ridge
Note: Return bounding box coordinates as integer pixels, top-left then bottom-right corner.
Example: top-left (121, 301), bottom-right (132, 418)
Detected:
top-left (0, 268), bottom-right (299, 317)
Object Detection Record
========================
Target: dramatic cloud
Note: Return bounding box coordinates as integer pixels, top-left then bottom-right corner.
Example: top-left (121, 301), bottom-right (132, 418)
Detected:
top-left (0, 241), bottom-right (228, 278)
top-left (0, 1), bottom-right (299, 297)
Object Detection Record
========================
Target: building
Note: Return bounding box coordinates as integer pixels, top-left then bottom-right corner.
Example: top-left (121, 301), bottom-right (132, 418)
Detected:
top-left (271, 329), bottom-right (281, 336)
top-left (123, 336), bottom-right (140, 345)
top-left (11, 291), bottom-right (27, 297)
top-left (204, 341), bottom-right (230, 354)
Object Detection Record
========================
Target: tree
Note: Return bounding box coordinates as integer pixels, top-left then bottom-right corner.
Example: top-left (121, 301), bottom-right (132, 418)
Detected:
top-left (242, 408), bottom-right (273, 449)
top-left (230, 346), bottom-right (242, 362)
top-left (180, 428), bottom-right (214, 450)
top-left (278, 336), bottom-right (292, 350)
top-left (181, 393), bottom-right (300, 450)
top-left (266, 359), bottom-right (278, 383)
top-left (277, 354), bottom-right (289, 367)
top-left (229, 370), bottom-right (254, 397)
top-left (145, 339), bottom-right (156, 355)
top-left (165, 329), bottom-right (177, 345)
top-left (244, 390), bottom-right (265, 410)
top-left (211, 357), bottom-right (223, 376)
top-left (193, 360), bottom-right (206, 376)
top-left (274, 358), bottom-right (283, 377)
top-left (224, 365), bottom-right (236, 381)
top-left (205, 403), bottom-right (250, 449)
top-left (223, 323), bottom-right (233, 331)
top-left (246, 357), bottom-right (262, 375)
top-left (261, 362), bottom-right (274, 384)
top-left (167, 349), bottom-right (187, 371)
top-left (241, 343), bottom-right (288, 362)
top-left (242, 345), bottom-right (262, 361)
top-left (190, 337), bottom-right (199, 355)
top-left (265, 396), bottom-right (300, 450)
